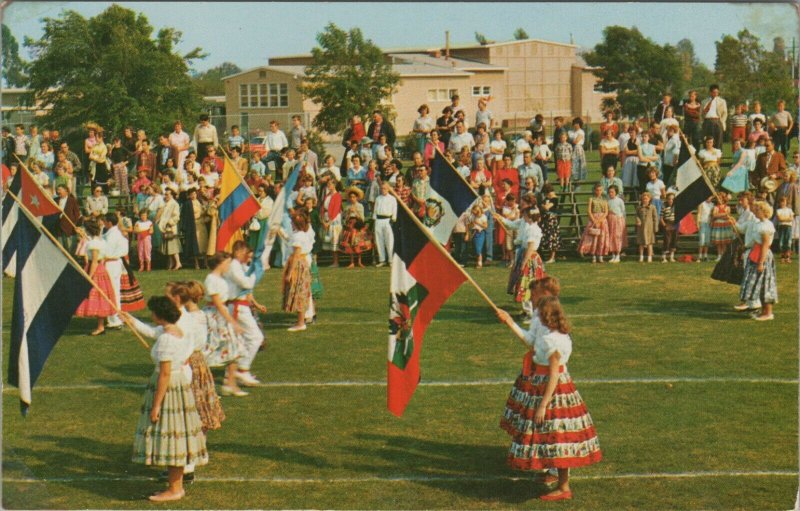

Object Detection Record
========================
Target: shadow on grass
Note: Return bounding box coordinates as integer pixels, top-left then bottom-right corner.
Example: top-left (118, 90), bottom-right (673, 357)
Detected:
top-left (344, 433), bottom-right (549, 503)
top-left (16, 435), bottom-right (156, 501)
top-left (211, 442), bottom-right (332, 469)
top-left (617, 298), bottom-right (738, 320)
top-left (101, 362), bottom-right (152, 379)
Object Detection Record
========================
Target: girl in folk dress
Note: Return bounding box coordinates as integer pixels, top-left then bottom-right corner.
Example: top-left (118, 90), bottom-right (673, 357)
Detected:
top-left (339, 188), bottom-right (372, 267)
top-left (539, 183), bottom-right (561, 264)
top-left (75, 220), bottom-right (117, 336)
top-left (283, 213), bottom-right (316, 332)
top-left (203, 253), bottom-right (248, 397)
top-left (636, 192), bottom-right (659, 263)
top-left (710, 191), bottom-right (735, 261)
top-left (606, 185), bottom-right (628, 263)
top-left (736, 201), bottom-right (779, 321)
top-left (554, 132), bottom-right (573, 190)
top-left (515, 208), bottom-right (546, 317)
top-left (498, 296), bottom-right (602, 501)
top-left (578, 183), bottom-right (610, 263)
top-left (130, 296), bottom-right (207, 502)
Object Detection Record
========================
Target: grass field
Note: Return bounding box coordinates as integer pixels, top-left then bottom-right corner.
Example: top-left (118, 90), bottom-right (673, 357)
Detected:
top-left (2, 256), bottom-right (798, 510)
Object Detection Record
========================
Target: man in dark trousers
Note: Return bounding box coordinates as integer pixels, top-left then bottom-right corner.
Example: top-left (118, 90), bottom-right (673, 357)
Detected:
top-left (752, 138), bottom-right (787, 202)
top-left (155, 134), bottom-right (172, 174)
top-left (55, 183), bottom-right (82, 253)
top-left (367, 110), bottom-right (396, 148)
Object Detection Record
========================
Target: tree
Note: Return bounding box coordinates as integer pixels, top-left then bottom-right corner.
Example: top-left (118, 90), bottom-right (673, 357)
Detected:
top-left (474, 32), bottom-right (489, 45)
top-left (24, 5), bottom-right (205, 136)
top-left (299, 23), bottom-right (400, 134)
top-left (2, 24), bottom-right (28, 87)
top-left (513, 28), bottom-right (529, 41)
top-left (583, 26), bottom-right (684, 117)
top-left (675, 38), bottom-right (715, 94)
top-left (192, 62), bottom-right (242, 96)
top-left (714, 29), bottom-right (794, 110)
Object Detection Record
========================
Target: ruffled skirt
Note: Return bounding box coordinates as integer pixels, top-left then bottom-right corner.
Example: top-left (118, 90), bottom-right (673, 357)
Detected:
top-left (75, 262), bottom-right (116, 318)
top-left (283, 256), bottom-right (311, 313)
top-left (540, 213), bottom-right (561, 253)
top-left (739, 250), bottom-right (778, 305)
top-left (188, 351), bottom-right (225, 431)
top-left (607, 213), bottom-right (628, 252)
top-left (203, 307), bottom-right (244, 367)
top-left (515, 253), bottom-right (546, 303)
top-left (578, 220), bottom-right (610, 256)
top-left (500, 355), bottom-right (602, 470)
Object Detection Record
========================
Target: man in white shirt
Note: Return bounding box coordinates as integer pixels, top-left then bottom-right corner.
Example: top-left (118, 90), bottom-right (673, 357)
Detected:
top-left (225, 241), bottom-right (264, 386)
top-left (517, 151), bottom-right (544, 194)
top-left (447, 121), bottom-right (475, 155)
top-left (192, 114), bottom-right (219, 160)
top-left (264, 121), bottom-right (289, 174)
top-left (102, 213), bottom-right (129, 328)
top-left (702, 84), bottom-right (728, 150)
top-left (373, 182), bottom-right (397, 267)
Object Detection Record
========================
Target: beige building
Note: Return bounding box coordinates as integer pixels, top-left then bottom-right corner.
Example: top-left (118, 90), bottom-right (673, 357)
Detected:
top-left (223, 38), bottom-right (613, 138)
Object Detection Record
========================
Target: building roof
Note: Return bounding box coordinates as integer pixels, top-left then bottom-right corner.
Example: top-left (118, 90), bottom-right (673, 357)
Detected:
top-left (223, 65), bottom-right (307, 80)
top-left (388, 53), bottom-right (505, 72)
top-left (224, 61), bottom-right (473, 80)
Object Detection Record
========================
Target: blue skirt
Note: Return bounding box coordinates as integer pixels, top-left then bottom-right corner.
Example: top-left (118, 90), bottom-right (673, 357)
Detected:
top-left (721, 166), bottom-right (749, 194)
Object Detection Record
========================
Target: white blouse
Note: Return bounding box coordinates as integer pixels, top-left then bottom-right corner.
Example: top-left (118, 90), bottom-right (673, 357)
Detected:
top-left (525, 222), bottom-right (542, 250)
top-left (86, 237), bottom-right (107, 260)
top-left (290, 227), bottom-right (315, 259)
top-left (204, 273), bottom-right (230, 303)
top-left (151, 332), bottom-right (194, 377)
top-left (533, 329), bottom-right (573, 366)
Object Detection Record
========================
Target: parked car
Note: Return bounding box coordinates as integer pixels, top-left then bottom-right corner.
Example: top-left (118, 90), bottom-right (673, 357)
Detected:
top-left (249, 136), bottom-right (266, 157)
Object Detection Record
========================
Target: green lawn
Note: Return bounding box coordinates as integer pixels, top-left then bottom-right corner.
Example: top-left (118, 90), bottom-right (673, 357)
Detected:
top-left (2, 255), bottom-right (798, 508)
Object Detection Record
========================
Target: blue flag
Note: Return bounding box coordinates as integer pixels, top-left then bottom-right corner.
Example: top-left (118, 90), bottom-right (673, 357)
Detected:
top-left (8, 209), bottom-right (92, 415)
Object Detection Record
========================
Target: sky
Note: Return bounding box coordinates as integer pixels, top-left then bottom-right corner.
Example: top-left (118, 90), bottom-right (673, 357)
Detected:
top-left (3, 2), bottom-right (799, 73)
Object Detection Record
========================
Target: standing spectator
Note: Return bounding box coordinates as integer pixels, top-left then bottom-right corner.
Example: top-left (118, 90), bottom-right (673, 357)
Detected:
top-left (192, 114), bottom-right (219, 160)
top-left (297, 139), bottom-right (318, 178)
top-left (751, 138), bottom-right (787, 190)
top-left (551, 117), bottom-right (568, 152)
top-left (636, 132), bottom-right (659, 194)
top-left (662, 126), bottom-right (682, 187)
top-left (600, 166), bottom-right (624, 198)
top-left (88, 131), bottom-right (110, 192)
top-left (412, 105), bottom-right (435, 155)
top-left (697, 136), bottom-right (724, 188)
top-left (28, 125), bottom-right (42, 161)
top-left (134, 210), bottom-right (154, 272)
top-left (578, 183), bottom-right (610, 263)
top-left (53, 151), bottom-right (75, 195)
top-left (645, 168), bottom-right (666, 218)
top-left (436, 107), bottom-right (456, 148)
top-left (729, 104), bottom-right (749, 152)
top-left (775, 196), bottom-right (794, 262)
top-left (448, 121), bottom-right (475, 155)
top-left (599, 111), bottom-right (619, 138)
top-left (770, 100), bottom-right (794, 157)
top-left (155, 134), bottom-right (171, 174)
top-left (226, 125), bottom-right (245, 154)
top-left (512, 130), bottom-right (532, 168)
top-left (710, 191), bottom-right (735, 261)
top-left (135, 140), bottom-right (157, 180)
top-left (320, 179), bottom-right (343, 267)
top-left (539, 183), bottom-right (561, 264)
top-left (110, 137), bottom-right (130, 196)
top-left (529, 114), bottom-right (546, 140)
top-left (263, 121), bottom-right (289, 176)
top-left (229, 146), bottom-right (248, 177)
top-left (696, 196), bottom-right (714, 262)
top-left (340, 188), bottom-right (371, 268)
top-left (653, 92), bottom-right (673, 123)
top-left (748, 101), bottom-right (767, 136)
top-left (554, 132), bottom-right (573, 190)
top-left (606, 185), bottom-right (626, 263)
top-left (423, 130), bottom-right (445, 168)
top-left (518, 151), bottom-right (543, 195)
top-left (533, 134), bottom-right (552, 183)
top-left (487, 129), bottom-right (507, 169)
top-left (702, 84), bottom-right (728, 151)
top-left (599, 129), bottom-right (620, 173)
top-left (203, 146), bottom-right (225, 175)
top-left (169, 121), bottom-right (191, 175)
top-left (475, 98), bottom-right (494, 130)
top-left (636, 192), bottom-right (659, 263)
top-left (658, 107), bottom-right (679, 144)
top-left (748, 118), bottom-right (768, 144)
top-left (2, 126), bottom-right (15, 166)
top-left (620, 126), bottom-right (640, 195)
top-left (660, 192), bottom-right (678, 262)
top-left (54, 183), bottom-right (81, 252)
top-left (467, 203), bottom-right (489, 268)
top-left (14, 124), bottom-right (29, 161)
top-left (159, 188), bottom-right (182, 271)
top-left (450, 94), bottom-right (464, 117)
top-left (289, 115), bottom-right (308, 150)
top-left (372, 182), bottom-right (397, 267)
top-left (682, 90), bottom-right (703, 149)
top-left (367, 110), bottom-right (396, 148)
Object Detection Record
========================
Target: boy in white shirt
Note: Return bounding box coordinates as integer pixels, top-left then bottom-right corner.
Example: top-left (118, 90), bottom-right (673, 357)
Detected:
top-left (696, 196), bottom-right (714, 262)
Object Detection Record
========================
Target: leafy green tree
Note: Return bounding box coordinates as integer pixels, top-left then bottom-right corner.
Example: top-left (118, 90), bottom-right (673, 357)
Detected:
top-left (192, 62), bottom-right (241, 96)
top-left (24, 5), bottom-right (205, 136)
top-left (513, 28), bottom-right (529, 41)
top-left (674, 38), bottom-right (715, 97)
top-left (584, 26), bottom-right (684, 117)
top-left (299, 23), bottom-right (399, 134)
top-left (2, 24), bottom-right (28, 87)
top-left (474, 32), bottom-right (489, 45)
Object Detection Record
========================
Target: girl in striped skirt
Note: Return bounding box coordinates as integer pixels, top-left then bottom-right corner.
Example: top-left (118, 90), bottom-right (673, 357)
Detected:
top-left (497, 296), bottom-right (602, 501)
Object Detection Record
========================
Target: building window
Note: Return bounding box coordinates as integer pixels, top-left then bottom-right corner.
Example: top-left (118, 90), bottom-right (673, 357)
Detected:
top-left (472, 86), bottom-right (491, 97)
top-left (427, 88), bottom-right (458, 102)
top-left (239, 82), bottom-right (289, 108)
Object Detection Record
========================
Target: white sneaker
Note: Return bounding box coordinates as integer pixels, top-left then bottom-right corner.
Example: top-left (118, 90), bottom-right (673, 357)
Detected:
top-left (220, 385), bottom-right (248, 397)
top-left (647, 256), bottom-right (653, 263)
top-left (287, 325), bottom-right (307, 332)
top-left (236, 371), bottom-right (261, 386)
top-left (639, 255), bottom-right (644, 263)
top-left (376, 262), bottom-right (386, 267)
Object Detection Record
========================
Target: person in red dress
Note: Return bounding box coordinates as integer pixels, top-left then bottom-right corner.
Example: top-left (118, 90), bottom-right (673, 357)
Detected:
top-left (75, 220), bottom-right (117, 336)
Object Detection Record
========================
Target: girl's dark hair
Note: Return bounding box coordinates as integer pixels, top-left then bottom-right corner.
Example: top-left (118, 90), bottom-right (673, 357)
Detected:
top-left (208, 251), bottom-right (231, 270)
top-left (608, 184), bottom-right (619, 194)
top-left (147, 296), bottom-right (181, 324)
top-left (572, 117), bottom-right (584, 128)
top-left (541, 182), bottom-right (555, 195)
top-left (538, 296), bottom-right (570, 334)
top-left (84, 219), bottom-right (102, 237)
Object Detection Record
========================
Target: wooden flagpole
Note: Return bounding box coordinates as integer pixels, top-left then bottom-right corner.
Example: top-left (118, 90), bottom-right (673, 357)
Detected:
top-left (7, 190), bottom-right (150, 349)
top-left (432, 146), bottom-right (509, 234)
top-left (677, 130), bottom-right (743, 242)
top-left (387, 186), bottom-right (529, 348)
top-left (12, 154), bottom-right (85, 239)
